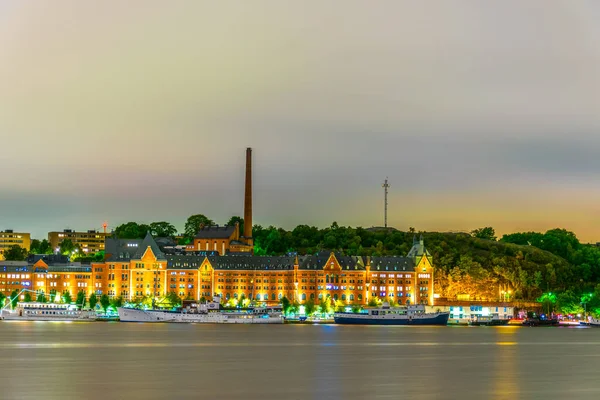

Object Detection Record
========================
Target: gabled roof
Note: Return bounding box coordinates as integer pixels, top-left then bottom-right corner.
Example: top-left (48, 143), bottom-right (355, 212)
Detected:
top-left (407, 235), bottom-right (431, 259)
top-left (166, 255), bottom-right (204, 269)
top-left (207, 255), bottom-right (296, 271)
top-left (104, 237), bottom-right (143, 262)
top-left (298, 251), bottom-right (365, 270)
top-left (370, 256), bottom-right (415, 272)
top-left (133, 232), bottom-right (166, 261)
top-left (195, 225), bottom-right (236, 239)
top-left (48, 265), bottom-right (92, 273)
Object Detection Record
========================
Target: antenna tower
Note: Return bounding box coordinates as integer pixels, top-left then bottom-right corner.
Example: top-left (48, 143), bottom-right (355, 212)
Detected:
top-left (382, 177), bottom-right (390, 228)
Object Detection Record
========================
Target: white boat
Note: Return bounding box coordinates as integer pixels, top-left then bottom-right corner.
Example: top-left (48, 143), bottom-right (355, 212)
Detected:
top-left (1, 302), bottom-right (96, 321)
top-left (118, 297), bottom-right (283, 324)
top-left (334, 303), bottom-right (450, 326)
top-left (589, 317), bottom-right (600, 327)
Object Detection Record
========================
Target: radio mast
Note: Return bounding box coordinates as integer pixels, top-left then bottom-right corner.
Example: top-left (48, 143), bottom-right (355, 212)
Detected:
top-left (382, 177), bottom-right (390, 228)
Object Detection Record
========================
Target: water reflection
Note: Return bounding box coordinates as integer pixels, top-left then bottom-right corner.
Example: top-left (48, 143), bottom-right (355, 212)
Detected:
top-left (1, 323), bottom-right (600, 400)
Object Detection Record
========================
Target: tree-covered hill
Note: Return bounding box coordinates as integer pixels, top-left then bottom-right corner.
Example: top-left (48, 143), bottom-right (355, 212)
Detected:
top-left (253, 225), bottom-right (575, 302)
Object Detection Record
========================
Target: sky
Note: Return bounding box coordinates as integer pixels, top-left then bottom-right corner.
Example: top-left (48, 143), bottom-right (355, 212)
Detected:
top-left (1, 1), bottom-right (600, 242)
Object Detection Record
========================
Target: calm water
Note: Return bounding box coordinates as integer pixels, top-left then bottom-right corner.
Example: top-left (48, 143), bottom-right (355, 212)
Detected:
top-left (1, 322), bottom-right (600, 400)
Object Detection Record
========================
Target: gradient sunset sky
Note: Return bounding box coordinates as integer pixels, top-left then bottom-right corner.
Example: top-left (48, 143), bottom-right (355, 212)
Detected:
top-left (1, 1), bottom-right (599, 241)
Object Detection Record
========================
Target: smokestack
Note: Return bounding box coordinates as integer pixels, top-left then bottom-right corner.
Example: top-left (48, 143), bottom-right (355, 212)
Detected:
top-left (243, 147), bottom-right (252, 239)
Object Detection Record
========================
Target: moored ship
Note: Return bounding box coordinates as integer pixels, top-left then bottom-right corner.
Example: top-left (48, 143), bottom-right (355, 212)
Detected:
top-left (118, 297), bottom-right (283, 324)
top-left (468, 315), bottom-right (510, 326)
top-left (333, 303), bottom-right (449, 326)
top-left (1, 302), bottom-right (96, 322)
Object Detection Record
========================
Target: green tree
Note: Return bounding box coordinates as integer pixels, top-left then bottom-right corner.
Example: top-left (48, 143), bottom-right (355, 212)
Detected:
top-left (471, 227), bottom-right (497, 241)
top-left (23, 293), bottom-right (32, 303)
top-left (0, 292), bottom-right (5, 308)
top-left (368, 297), bottom-right (378, 307)
top-left (30, 239), bottom-right (53, 255)
top-left (110, 296), bottom-right (123, 310)
top-left (239, 293), bottom-right (247, 308)
top-left (184, 214), bottom-right (215, 240)
top-left (29, 239), bottom-right (41, 254)
top-left (76, 291), bottom-right (86, 309)
top-left (320, 297), bottom-right (331, 315)
top-left (3, 245), bottom-right (28, 261)
top-left (36, 293), bottom-right (46, 303)
top-left (89, 293), bottom-right (98, 310)
top-left (281, 296), bottom-right (291, 316)
top-left (93, 251), bottom-right (106, 262)
top-left (149, 222), bottom-right (177, 238)
top-left (304, 298), bottom-right (316, 316)
top-left (100, 294), bottom-right (110, 313)
top-left (62, 291), bottom-right (72, 304)
top-left (10, 290), bottom-right (19, 309)
top-left (59, 239), bottom-right (82, 256)
top-left (114, 222), bottom-right (151, 239)
top-left (164, 292), bottom-right (182, 308)
top-left (226, 216), bottom-right (244, 235)
top-left (40, 239), bottom-right (52, 254)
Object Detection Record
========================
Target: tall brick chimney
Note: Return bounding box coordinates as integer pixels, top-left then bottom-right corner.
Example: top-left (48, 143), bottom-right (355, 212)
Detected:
top-left (243, 147), bottom-right (252, 239)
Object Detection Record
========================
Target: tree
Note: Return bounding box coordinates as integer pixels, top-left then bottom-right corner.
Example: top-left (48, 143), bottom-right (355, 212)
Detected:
top-left (59, 239), bottom-right (81, 256)
top-left (149, 222), bottom-right (177, 238)
top-left (368, 297), bottom-right (378, 307)
top-left (110, 296), bottom-right (123, 310)
top-left (30, 239), bottom-right (53, 255)
top-left (29, 239), bottom-right (41, 255)
top-left (164, 292), bottom-right (182, 308)
top-left (304, 298), bottom-right (316, 316)
top-left (226, 216), bottom-right (244, 235)
top-left (471, 227), bottom-right (497, 241)
top-left (184, 214), bottom-right (214, 240)
top-left (320, 297), bottom-right (331, 315)
top-left (10, 290), bottom-right (19, 309)
top-left (23, 293), bottom-right (32, 303)
top-left (0, 292), bottom-right (5, 308)
top-left (100, 294), bottom-right (110, 313)
top-left (62, 291), bottom-right (72, 304)
top-left (280, 295), bottom-right (291, 316)
top-left (89, 293), bottom-right (98, 310)
top-left (76, 291), bottom-right (86, 309)
top-left (36, 293), bottom-right (46, 303)
top-left (114, 222), bottom-right (151, 239)
top-left (3, 245), bottom-right (28, 261)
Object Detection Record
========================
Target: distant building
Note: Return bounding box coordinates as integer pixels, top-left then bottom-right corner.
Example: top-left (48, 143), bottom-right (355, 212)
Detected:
top-left (188, 223), bottom-right (252, 255)
top-left (0, 230), bottom-right (31, 260)
top-left (0, 255), bottom-right (91, 301)
top-left (185, 148), bottom-right (254, 255)
top-left (48, 229), bottom-right (108, 254)
top-left (89, 232), bottom-right (435, 306)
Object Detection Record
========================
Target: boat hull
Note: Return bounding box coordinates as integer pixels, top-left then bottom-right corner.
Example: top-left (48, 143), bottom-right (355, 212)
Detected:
top-left (1, 311), bottom-right (96, 322)
top-left (469, 319), bottom-right (510, 326)
top-left (118, 307), bottom-right (283, 324)
top-left (334, 312), bottom-right (450, 326)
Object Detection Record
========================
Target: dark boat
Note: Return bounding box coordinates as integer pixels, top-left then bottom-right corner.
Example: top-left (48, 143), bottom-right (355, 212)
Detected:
top-left (522, 317), bottom-right (559, 327)
top-left (333, 304), bottom-right (449, 326)
top-left (469, 316), bottom-right (510, 326)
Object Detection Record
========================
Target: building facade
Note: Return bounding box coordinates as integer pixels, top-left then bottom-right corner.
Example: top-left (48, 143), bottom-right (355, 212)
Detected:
top-left (1, 234), bottom-right (435, 307)
top-left (48, 229), bottom-right (108, 254)
top-left (90, 234), bottom-right (434, 306)
top-left (0, 230), bottom-right (31, 259)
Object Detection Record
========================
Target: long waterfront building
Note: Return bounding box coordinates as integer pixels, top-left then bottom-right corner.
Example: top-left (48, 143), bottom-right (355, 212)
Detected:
top-left (1, 234), bottom-right (435, 306)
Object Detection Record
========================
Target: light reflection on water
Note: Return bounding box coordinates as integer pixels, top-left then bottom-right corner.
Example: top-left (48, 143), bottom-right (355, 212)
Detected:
top-left (1, 323), bottom-right (600, 400)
